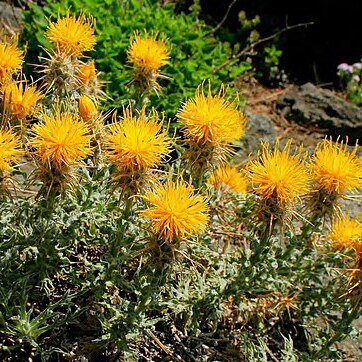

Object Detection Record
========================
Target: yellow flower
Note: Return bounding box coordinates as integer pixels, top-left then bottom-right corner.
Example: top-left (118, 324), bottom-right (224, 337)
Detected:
top-left (247, 140), bottom-right (310, 206)
top-left (177, 83), bottom-right (246, 145)
top-left (127, 32), bottom-right (169, 73)
top-left (79, 95), bottom-right (98, 123)
top-left (0, 41), bottom-right (23, 82)
top-left (31, 110), bottom-right (92, 169)
top-left (0, 128), bottom-right (22, 172)
top-left (141, 179), bottom-right (209, 242)
top-left (106, 108), bottom-right (171, 172)
top-left (328, 217), bottom-right (362, 249)
top-left (310, 139), bottom-right (362, 196)
top-left (208, 165), bottom-right (247, 193)
top-left (2, 81), bottom-right (44, 119)
top-left (79, 60), bottom-right (96, 84)
top-left (46, 11), bottom-right (96, 56)
top-left (77, 60), bottom-right (104, 99)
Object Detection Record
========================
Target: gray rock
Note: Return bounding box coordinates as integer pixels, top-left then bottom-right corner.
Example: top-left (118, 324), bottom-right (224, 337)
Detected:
top-left (0, 2), bottom-right (23, 37)
top-left (277, 83), bottom-right (362, 142)
top-left (234, 112), bottom-right (276, 162)
top-left (245, 111), bottom-right (276, 147)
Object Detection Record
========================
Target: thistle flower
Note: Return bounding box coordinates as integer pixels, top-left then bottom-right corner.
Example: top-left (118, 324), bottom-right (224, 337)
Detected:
top-left (127, 32), bottom-right (169, 94)
top-left (79, 95), bottom-right (98, 124)
top-left (310, 139), bottom-right (362, 197)
top-left (333, 218), bottom-right (362, 304)
top-left (79, 60), bottom-right (96, 84)
top-left (46, 11), bottom-right (96, 56)
top-left (177, 83), bottom-right (246, 183)
top-left (2, 81), bottom-right (44, 120)
top-left (127, 32), bottom-right (169, 73)
top-left (208, 165), bottom-right (247, 193)
top-left (141, 179), bottom-right (209, 243)
top-left (308, 139), bottom-right (362, 219)
top-left (247, 140), bottom-right (310, 208)
top-left (79, 95), bottom-right (105, 167)
top-left (78, 60), bottom-right (104, 99)
top-left (0, 41), bottom-right (23, 83)
top-left (0, 128), bottom-right (22, 172)
top-left (328, 217), bottom-right (362, 250)
top-left (177, 83), bottom-right (246, 146)
top-left (31, 110), bottom-right (91, 172)
top-left (106, 107), bottom-right (171, 174)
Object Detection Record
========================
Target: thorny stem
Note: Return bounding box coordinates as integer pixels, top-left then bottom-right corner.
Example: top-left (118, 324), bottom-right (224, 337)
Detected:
top-left (122, 196), bottom-right (134, 220)
top-left (299, 213), bottom-right (321, 245)
top-left (108, 197), bottom-right (134, 257)
top-left (250, 222), bottom-right (275, 265)
top-left (192, 162), bottom-right (207, 190)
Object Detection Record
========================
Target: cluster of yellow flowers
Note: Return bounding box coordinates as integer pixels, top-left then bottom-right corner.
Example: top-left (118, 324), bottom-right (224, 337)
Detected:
top-left (246, 138), bottom-right (362, 259)
top-left (247, 139), bottom-right (362, 215)
top-left (0, 10), bottom-right (362, 257)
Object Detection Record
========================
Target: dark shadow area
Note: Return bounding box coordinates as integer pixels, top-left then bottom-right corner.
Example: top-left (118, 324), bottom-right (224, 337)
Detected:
top-left (197, 0), bottom-right (362, 85)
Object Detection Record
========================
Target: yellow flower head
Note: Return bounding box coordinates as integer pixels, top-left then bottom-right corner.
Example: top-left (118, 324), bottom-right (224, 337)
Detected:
top-left (328, 217), bottom-right (362, 249)
top-left (79, 60), bottom-right (96, 84)
top-left (208, 165), bottom-right (247, 193)
top-left (141, 179), bottom-right (209, 242)
top-left (127, 32), bottom-right (169, 73)
top-left (106, 108), bottom-right (171, 172)
top-left (310, 139), bottom-right (362, 196)
top-left (46, 11), bottom-right (96, 56)
top-left (79, 95), bottom-right (98, 123)
top-left (0, 128), bottom-right (22, 172)
top-left (2, 81), bottom-right (44, 119)
top-left (177, 83), bottom-right (246, 145)
top-left (0, 41), bottom-right (23, 82)
top-left (247, 140), bottom-right (310, 206)
top-left (31, 110), bottom-right (92, 169)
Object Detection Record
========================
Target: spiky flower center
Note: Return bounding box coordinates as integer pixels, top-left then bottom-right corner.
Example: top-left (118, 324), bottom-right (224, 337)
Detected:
top-left (31, 111), bottom-right (92, 169)
top-left (127, 33), bottom-right (169, 72)
top-left (208, 165), bottom-right (247, 193)
top-left (46, 12), bottom-right (95, 56)
top-left (141, 179), bottom-right (209, 242)
top-left (310, 139), bottom-right (362, 196)
top-left (0, 42), bottom-right (23, 81)
top-left (106, 108), bottom-right (171, 172)
top-left (2, 81), bottom-right (44, 119)
top-left (177, 85), bottom-right (246, 145)
top-left (247, 141), bottom-right (310, 206)
top-left (0, 129), bottom-right (22, 172)
top-left (328, 217), bottom-right (362, 249)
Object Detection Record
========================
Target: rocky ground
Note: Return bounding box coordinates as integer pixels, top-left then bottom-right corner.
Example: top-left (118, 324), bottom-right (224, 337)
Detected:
top-left (241, 77), bottom-right (362, 150)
